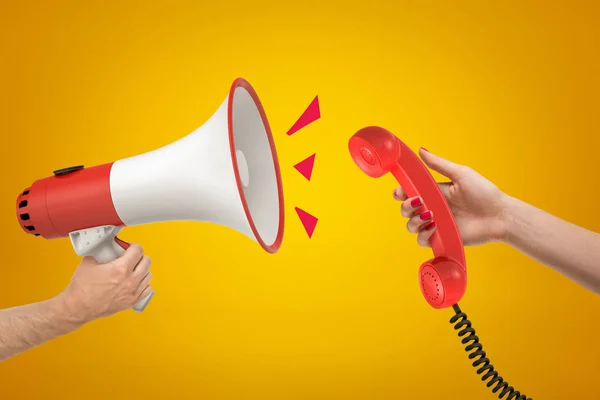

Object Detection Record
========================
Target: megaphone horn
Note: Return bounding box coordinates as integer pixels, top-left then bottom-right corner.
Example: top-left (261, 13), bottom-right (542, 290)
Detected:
top-left (15, 78), bottom-right (285, 312)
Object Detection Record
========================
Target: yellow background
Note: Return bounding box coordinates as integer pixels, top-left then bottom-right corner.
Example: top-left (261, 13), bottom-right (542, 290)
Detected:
top-left (1, 1), bottom-right (599, 399)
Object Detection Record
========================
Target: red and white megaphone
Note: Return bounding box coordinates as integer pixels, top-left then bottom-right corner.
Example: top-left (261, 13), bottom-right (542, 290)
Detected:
top-left (15, 78), bottom-right (285, 313)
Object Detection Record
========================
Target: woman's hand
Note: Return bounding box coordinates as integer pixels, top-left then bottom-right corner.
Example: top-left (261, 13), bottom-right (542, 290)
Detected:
top-left (394, 148), bottom-right (509, 247)
top-left (394, 147), bottom-right (600, 295)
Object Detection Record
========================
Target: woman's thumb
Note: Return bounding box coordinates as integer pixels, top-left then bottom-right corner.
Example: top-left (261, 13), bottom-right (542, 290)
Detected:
top-left (419, 148), bottom-right (466, 181)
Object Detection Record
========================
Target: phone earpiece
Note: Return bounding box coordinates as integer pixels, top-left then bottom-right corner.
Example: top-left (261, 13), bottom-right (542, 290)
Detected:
top-left (419, 257), bottom-right (466, 308)
top-left (348, 126), bottom-right (401, 178)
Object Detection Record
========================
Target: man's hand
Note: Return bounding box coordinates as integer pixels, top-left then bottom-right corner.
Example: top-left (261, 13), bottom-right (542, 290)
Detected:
top-left (60, 244), bottom-right (153, 324)
top-left (0, 243), bottom-right (152, 362)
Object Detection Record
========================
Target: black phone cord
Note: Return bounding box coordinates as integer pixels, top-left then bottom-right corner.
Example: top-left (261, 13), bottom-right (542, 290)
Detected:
top-left (450, 304), bottom-right (532, 400)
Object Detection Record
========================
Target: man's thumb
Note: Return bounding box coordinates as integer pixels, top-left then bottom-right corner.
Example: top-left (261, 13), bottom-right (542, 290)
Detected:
top-left (419, 148), bottom-right (466, 181)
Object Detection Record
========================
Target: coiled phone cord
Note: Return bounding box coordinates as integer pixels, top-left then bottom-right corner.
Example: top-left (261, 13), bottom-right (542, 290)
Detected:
top-left (450, 304), bottom-right (532, 400)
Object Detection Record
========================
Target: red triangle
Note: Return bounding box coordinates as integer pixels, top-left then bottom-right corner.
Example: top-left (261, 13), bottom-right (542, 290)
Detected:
top-left (287, 96), bottom-right (320, 136)
top-left (295, 207), bottom-right (318, 238)
top-left (294, 153), bottom-right (316, 181)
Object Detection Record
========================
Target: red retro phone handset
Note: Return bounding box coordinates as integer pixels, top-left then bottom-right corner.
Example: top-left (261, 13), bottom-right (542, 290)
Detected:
top-left (349, 126), bottom-right (532, 400)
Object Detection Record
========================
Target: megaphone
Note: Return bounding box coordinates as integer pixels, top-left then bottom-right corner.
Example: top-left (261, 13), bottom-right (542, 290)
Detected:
top-left (15, 78), bottom-right (285, 313)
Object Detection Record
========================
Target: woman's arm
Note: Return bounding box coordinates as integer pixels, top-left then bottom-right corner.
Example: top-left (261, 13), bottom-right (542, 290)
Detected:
top-left (501, 195), bottom-right (600, 294)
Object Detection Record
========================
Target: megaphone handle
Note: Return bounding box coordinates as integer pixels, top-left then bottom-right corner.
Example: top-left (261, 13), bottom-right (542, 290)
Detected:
top-left (68, 225), bottom-right (154, 313)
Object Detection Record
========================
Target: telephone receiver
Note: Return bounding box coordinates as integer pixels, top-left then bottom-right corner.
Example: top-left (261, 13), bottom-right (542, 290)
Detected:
top-left (348, 126), bottom-right (533, 400)
top-left (349, 126), bottom-right (466, 308)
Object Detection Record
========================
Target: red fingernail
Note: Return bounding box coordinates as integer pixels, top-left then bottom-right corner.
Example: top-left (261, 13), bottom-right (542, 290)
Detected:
top-left (420, 211), bottom-right (432, 220)
top-left (420, 147), bottom-right (429, 152)
top-left (411, 197), bottom-right (422, 208)
top-left (425, 222), bottom-right (437, 230)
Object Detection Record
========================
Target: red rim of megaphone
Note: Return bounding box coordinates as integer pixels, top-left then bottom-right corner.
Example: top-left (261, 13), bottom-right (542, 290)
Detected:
top-left (227, 78), bottom-right (285, 254)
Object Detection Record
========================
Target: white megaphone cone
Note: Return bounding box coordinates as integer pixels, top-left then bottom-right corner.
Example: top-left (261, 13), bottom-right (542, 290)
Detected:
top-left (15, 78), bottom-right (285, 313)
top-left (111, 78), bottom-right (285, 250)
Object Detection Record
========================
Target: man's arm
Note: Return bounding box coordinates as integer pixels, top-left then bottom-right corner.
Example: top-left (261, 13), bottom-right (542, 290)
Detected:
top-left (0, 244), bottom-right (153, 362)
top-left (501, 196), bottom-right (600, 294)
top-left (0, 296), bottom-right (82, 362)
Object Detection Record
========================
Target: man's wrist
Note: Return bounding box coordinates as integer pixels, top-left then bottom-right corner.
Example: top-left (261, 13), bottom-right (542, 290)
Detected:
top-left (51, 292), bottom-right (90, 330)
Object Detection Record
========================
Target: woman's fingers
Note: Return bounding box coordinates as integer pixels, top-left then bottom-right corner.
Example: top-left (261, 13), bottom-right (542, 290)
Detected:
top-left (407, 210), bottom-right (433, 233)
top-left (401, 196), bottom-right (423, 218)
top-left (419, 148), bottom-right (468, 182)
top-left (392, 187), bottom-right (407, 201)
top-left (417, 222), bottom-right (437, 247)
top-left (394, 187), bottom-right (438, 247)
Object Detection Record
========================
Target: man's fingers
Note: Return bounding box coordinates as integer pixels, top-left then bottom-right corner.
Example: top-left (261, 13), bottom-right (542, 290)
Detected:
top-left (419, 148), bottom-right (468, 182)
top-left (136, 271), bottom-right (152, 293)
top-left (416, 222), bottom-right (437, 247)
top-left (113, 244), bottom-right (144, 273)
top-left (407, 210), bottom-right (434, 234)
top-left (132, 255), bottom-right (151, 278)
top-left (137, 286), bottom-right (154, 302)
top-left (392, 187), bottom-right (408, 201)
top-left (401, 196), bottom-right (423, 218)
